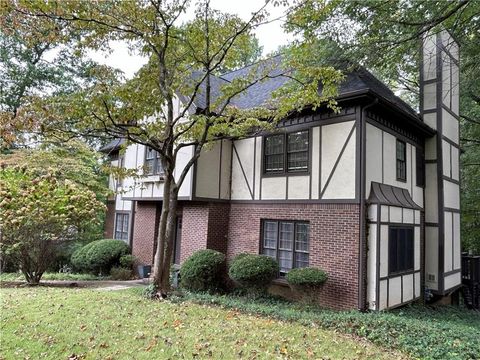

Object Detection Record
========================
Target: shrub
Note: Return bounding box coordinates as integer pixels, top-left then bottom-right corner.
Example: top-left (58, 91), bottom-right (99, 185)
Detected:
top-left (286, 267), bottom-right (328, 303)
top-left (142, 283), bottom-right (158, 300)
top-left (286, 267), bottom-right (328, 287)
top-left (110, 267), bottom-right (133, 280)
top-left (71, 241), bottom-right (97, 272)
top-left (180, 249), bottom-right (226, 292)
top-left (48, 241), bottom-right (83, 272)
top-left (71, 239), bottom-right (130, 274)
top-left (228, 254), bottom-right (278, 295)
top-left (119, 254), bottom-right (136, 269)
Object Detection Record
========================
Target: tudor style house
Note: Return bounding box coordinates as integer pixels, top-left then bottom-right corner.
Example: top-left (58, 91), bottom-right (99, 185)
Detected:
top-left (101, 31), bottom-right (461, 311)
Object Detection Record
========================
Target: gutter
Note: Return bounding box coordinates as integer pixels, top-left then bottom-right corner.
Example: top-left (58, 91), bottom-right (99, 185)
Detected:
top-left (358, 98), bottom-right (378, 311)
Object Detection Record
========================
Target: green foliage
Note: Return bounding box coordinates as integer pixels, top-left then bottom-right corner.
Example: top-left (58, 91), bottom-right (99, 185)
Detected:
top-left (180, 250), bottom-right (226, 292)
top-left (110, 266), bottom-right (133, 280)
top-left (70, 241), bottom-right (97, 272)
top-left (0, 272), bottom-right (105, 282)
top-left (0, 167), bottom-right (105, 283)
top-left (142, 283), bottom-right (158, 300)
top-left (184, 292), bottom-right (480, 360)
top-left (286, 267), bottom-right (328, 304)
top-left (47, 241), bottom-right (84, 272)
top-left (71, 239), bottom-right (129, 275)
top-left (228, 254), bottom-right (279, 294)
top-left (286, 267), bottom-right (328, 287)
top-left (119, 254), bottom-right (136, 270)
top-left (0, 141), bottom-right (109, 243)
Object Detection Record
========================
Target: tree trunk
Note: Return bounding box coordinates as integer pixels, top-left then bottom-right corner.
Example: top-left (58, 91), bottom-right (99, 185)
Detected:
top-left (152, 166), bottom-right (179, 297)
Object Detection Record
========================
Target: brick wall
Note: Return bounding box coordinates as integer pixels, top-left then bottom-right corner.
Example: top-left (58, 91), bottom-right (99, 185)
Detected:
top-left (180, 203), bottom-right (209, 262)
top-left (104, 201), bottom-right (116, 239)
top-left (227, 203), bottom-right (361, 310)
top-left (179, 202), bottom-right (230, 262)
top-left (132, 201), bottom-right (159, 265)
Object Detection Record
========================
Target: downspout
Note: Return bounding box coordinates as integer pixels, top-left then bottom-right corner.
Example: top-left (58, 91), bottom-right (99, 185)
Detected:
top-left (358, 98), bottom-right (378, 311)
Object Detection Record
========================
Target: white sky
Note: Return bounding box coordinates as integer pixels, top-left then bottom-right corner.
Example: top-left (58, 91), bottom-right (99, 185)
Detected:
top-left (88, 0), bottom-right (294, 79)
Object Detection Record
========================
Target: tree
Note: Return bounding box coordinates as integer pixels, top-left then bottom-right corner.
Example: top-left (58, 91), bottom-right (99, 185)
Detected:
top-left (6, 0), bottom-right (343, 296)
top-left (286, 0), bottom-right (480, 253)
top-left (0, 167), bottom-right (105, 284)
top-left (0, 2), bottom-right (99, 150)
top-left (0, 140), bottom-right (110, 242)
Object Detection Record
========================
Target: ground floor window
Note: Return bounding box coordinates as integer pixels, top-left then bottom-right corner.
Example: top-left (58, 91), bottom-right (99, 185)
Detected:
top-left (115, 213), bottom-right (129, 241)
top-left (261, 220), bottom-right (309, 274)
top-left (389, 226), bottom-right (414, 274)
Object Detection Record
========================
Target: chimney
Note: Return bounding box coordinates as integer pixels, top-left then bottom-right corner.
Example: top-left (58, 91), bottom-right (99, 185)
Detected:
top-left (421, 30), bottom-right (461, 295)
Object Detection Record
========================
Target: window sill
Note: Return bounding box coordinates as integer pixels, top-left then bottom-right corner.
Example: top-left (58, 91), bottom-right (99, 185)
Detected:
top-left (139, 175), bottom-right (165, 183)
top-left (262, 171), bottom-right (310, 178)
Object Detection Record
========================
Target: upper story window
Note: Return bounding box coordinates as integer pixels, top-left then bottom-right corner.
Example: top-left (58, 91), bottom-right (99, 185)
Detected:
top-left (144, 147), bottom-right (163, 175)
top-left (416, 148), bottom-right (425, 187)
top-left (389, 226), bottom-right (414, 275)
top-left (396, 139), bottom-right (406, 182)
top-left (261, 220), bottom-right (309, 275)
top-left (264, 130), bottom-right (309, 174)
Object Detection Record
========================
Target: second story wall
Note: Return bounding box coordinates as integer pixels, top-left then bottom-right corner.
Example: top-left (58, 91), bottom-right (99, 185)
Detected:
top-left (365, 116), bottom-right (424, 208)
top-left (121, 143), bottom-right (194, 200)
top-left (194, 139), bottom-right (232, 200)
top-left (195, 106), bottom-right (359, 202)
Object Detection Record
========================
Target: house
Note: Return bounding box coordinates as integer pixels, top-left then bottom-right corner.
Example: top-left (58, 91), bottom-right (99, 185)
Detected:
top-left (100, 30), bottom-right (461, 311)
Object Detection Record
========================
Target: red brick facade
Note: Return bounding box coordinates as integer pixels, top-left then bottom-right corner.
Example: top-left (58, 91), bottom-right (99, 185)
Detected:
top-left (180, 202), bottom-right (230, 262)
top-left (131, 202), bottom-right (159, 265)
top-left (129, 200), bottom-right (360, 309)
top-left (227, 203), bottom-right (360, 310)
top-left (104, 201), bottom-right (116, 239)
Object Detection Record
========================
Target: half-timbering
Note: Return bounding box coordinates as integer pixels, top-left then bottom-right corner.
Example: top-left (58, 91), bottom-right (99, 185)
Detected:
top-left (101, 31), bottom-right (461, 310)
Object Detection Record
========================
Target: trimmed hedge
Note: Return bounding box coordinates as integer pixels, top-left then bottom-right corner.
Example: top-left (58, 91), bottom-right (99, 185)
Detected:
top-left (286, 267), bottom-right (328, 303)
top-left (71, 239), bottom-right (130, 274)
top-left (180, 250), bottom-right (226, 292)
top-left (119, 254), bottom-right (136, 269)
top-left (286, 267), bottom-right (328, 287)
top-left (228, 254), bottom-right (278, 294)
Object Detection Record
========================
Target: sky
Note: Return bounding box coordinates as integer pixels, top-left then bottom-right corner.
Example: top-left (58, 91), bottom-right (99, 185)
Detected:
top-left (88, 0), bottom-right (294, 79)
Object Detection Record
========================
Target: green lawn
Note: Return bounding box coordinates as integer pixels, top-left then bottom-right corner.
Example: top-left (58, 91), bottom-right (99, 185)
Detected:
top-left (0, 287), bottom-right (400, 359)
top-left (184, 292), bottom-right (480, 360)
top-left (0, 272), bottom-right (106, 282)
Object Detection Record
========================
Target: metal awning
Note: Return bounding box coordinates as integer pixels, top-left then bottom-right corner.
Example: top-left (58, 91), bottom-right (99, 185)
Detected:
top-left (367, 182), bottom-right (421, 209)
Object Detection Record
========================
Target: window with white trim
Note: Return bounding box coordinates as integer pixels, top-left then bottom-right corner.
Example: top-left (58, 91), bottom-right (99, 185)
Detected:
top-left (261, 220), bottom-right (309, 274)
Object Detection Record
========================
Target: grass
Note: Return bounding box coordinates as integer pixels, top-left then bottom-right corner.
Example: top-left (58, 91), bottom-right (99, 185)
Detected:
top-left (182, 292), bottom-right (480, 360)
top-left (0, 287), bottom-right (400, 360)
top-left (0, 272), bottom-right (106, 282)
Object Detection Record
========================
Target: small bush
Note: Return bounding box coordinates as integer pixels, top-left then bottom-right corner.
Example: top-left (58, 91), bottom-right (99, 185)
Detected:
top-left (71, 239), bottom-right (130, 274)
top-left (228, 254), bottom-right (278, 295)
top-left (286, 267), bottom-right (328, 287)
top-left (110, 267), bottom-right (133, 280)
top-left (180, 250), bottom-right (226, 292)
top-left (119, 254), bottom-right (136, 269)
top-left (71, 242), bottom-right (97, 271)
top-left (286, 267), bottom-right (328, 303)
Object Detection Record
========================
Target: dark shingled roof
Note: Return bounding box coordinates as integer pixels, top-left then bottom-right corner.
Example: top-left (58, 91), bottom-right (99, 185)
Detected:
top-left (189, 55), bottom-right (420, 121)
top-left (99, 138), bottom-right (125, 154)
